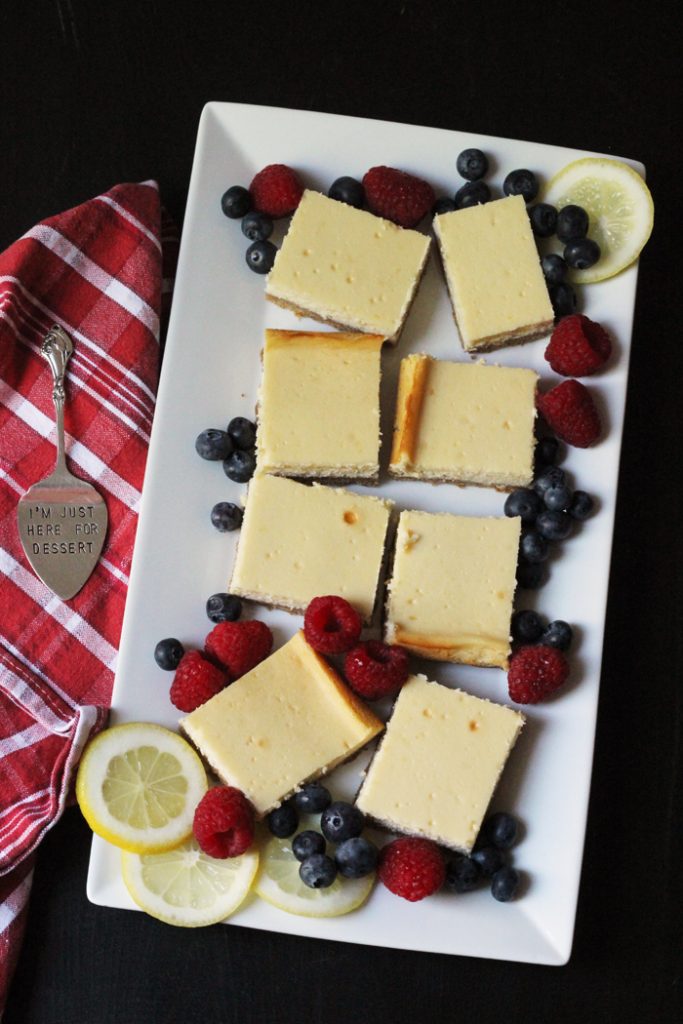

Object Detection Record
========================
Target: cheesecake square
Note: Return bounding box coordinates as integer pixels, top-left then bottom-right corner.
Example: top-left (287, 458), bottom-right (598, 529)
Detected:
top-left (265, 190), bottom-right (431, 343)
top-left (230, 475), bottom-right (393, 622)
top-left (256, 329), bottom-right (384, 482)
top-left (181, 631), bottom-right (383, 816)
top-left (433, 194), bottom-right (554, 352)
top-left (389, 355), bottom-right (538, 489)
top-left (385, 510), bottom-right (521, 668)
top-left (355, 675), bottom-right (524, 852)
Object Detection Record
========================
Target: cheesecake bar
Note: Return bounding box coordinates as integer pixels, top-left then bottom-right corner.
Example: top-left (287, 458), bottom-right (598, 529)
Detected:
top-left (256, 329), bottom-right (383, 482)
top-left (230, 475), bottom-right (393, 622)
top-left (389, 355), bottom-right (538, 489)
top-left (355, 674), bottom-right (524, 853)
top-left (385, 510), bottom-right (520, 668)
top-left (433, 194), bottom-right (554, 352)
top-left (181, 631), bottom-right (383, 817)
top-left (265, 190), bottom-right (431, 343)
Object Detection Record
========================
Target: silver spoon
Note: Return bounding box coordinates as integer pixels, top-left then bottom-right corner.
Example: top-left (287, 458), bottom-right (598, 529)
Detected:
top-left (17, 325), bottom-right (108, 599)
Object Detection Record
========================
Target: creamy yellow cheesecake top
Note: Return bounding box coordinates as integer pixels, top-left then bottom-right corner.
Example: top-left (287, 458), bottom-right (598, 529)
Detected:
top-left (265, 190), bottom-right (431, 342)
top-left (355, 674), bottom-right (524, 852)
top-left (256, 329), bottom-right (384, 480)
top-left (390, 355), bottom-right (538, 488)
top-left (181, 631), bottom-right (383, 817)
top-left (230, 475), bottom-right (393, 622)
top-left (434, 194), bottom-right (554, 352)
top-left (385, 510), bottom-right (520, 668)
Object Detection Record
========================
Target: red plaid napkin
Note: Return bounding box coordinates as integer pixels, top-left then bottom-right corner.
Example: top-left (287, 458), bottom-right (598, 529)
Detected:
top-left (0, 182), bottom-right (176, 1011)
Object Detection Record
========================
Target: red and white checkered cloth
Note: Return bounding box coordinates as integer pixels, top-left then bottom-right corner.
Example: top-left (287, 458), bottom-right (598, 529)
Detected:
top-left (0, 182), bottom-right (176, 1012)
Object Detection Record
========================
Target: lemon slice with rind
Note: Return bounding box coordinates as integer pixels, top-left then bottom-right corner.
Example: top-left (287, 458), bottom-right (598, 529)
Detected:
top-left (255, 825), bottom-right (375, 918)
top-left (121, 838), bottom-right (258, 927)
top-left (76, 722), bottom-right (208, 853)
top-left (542, 157), bottom-right (654, 284)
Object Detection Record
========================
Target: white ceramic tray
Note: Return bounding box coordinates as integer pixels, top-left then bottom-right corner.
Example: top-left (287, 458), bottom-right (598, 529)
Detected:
top-left (86, 101), bottom-right (644, 965)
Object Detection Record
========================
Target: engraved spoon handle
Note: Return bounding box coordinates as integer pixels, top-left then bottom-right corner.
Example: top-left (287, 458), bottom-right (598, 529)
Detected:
top-left (42, 325), bottom-right (74, 474)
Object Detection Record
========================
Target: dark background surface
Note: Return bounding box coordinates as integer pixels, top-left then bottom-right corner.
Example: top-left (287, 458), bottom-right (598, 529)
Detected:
top-left (2, 2), bottom-right (682, 1022)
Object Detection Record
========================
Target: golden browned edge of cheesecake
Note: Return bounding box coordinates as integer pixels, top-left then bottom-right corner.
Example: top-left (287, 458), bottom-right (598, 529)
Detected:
top-left (264, 328), bottom-right (386, 351)
top-left (388, 627), bottom-right (511, 670)
top-left (389, 353), bottom-right (430, 468)
top-left (388, 352), bottom-right (535, 489)
top-left (353, 685), bottom-right (525, 853)
top-left (265, 247), bottom-right (431, 345)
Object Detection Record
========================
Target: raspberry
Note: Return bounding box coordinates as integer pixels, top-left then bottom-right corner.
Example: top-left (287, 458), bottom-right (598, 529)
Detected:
top-left (362, 166), bottom-right (435, 228)
top-left (536, 379), bottom-right (602, 448)
top-left (344, 641), bottom-right (409, 700)
top-left (169, 650), bottom-right (228, 712)
top-left (193, 787), bottom-right (254, 858)
top-left (378, 837), bottom-right (445, 902)
top-left (544, 314), bottom-right (612, 377)
top-left (303, 596), bottom-right (362, 655)
top-left (249, 164), bottom-right (303, 218)
top-left (507, 644), bottom-right (570, 704)
top-left (205, 620), bottom-right (273, 678)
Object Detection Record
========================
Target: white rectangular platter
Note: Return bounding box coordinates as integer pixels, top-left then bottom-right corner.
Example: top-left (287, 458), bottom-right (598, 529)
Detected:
top-left (86, 101), bottom-right (644, 965)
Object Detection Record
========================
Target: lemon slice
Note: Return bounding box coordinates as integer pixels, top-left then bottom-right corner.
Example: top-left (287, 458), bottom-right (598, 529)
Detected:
top-left (255, 826), bottom-right (375, 918)
top-left (76, 722), bottom-right (208, 853)
top-left (542, 157), bottom-right (653, 283)
top-left (121, 837), bottom-right (258, 927)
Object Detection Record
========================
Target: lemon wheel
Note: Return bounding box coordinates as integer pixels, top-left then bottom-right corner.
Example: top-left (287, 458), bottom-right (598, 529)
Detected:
top-left (542, 157), bottom-right (654, 284)
top-left (76, 722), bottom-right (208, 853)
top-left (255, 825), bottom-right (375, 918)
top-left (122, 838), bottom-right (258, 927)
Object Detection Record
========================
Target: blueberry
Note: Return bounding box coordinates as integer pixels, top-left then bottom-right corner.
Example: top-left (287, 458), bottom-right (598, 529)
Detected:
top-left (564, 237), bottom-right (601, 270)
top-left (511, 609), bottom-right (545, 643)
top-left (328, 176), bottom-right (365, 209)
top-left (503, 169), bottom-right (538, 203)
top-left (245, 240), bottom-right (277, 274)
top-left (519, 529), bottom-right (549, 564)
top-left (432, 196), bottom-right (457, 215)
top-left (223, 449), bottom-right (256, 483)
top-left (154, 637), bottom-right (184, 671)
top-left (221, 185), bottom-right (251, 219)
top-left (569, 490), bottom-right (594, 520)
top-left (210, 501), bottom-right (243, 532)
top-left (299, 853), bottom-right (337, 889)
top-left (535, 436), bottom-right (561, 468)
top-left (471, 845), bottom-right (506, 877)
top-left (456, 148), bottom-right (489, 181)
top-left (320, 801), bottom-right (364, 843)
top-left (533, 465), bottom-right (566, 496)
top-left (483, 812), bottom-right (518, 850)
top-left (335, 836), bottom-right (379, 878)
top-left (491, 866), bottom-right (520, 902)
top-left (227, 416), bottom-right (257, 451)
top-left (503, 488), bottom-right (542, 524)
top-left (516, 561), bottom-right (546, 589)
top-left (206, 593), bottom-right (242, 623)
top-left (292, 830), bottom-right (326, 862)
top-left (294, 782), bottom-right (331, 815)
top-left (541, 253), bottom-right (569, 284)
top-left (195, 428), bottom-right (233, 461)
top-left (454, 180), bottom-right (490, 209)
top-left (241, 211), bottom-right (273, 242)
top-left (528, 203), bottom-right (557, 238)
top-left (543, 484), bottom-right (573, 512)
top-left (267, 802), bottom-right (298, 838)
top-left (542, 619), bottom-right (573, 651)
top-left (535, 509), bottom-right (573, 541)
top-left (556, 204), bottom-right (589, 243)
top-left (549, 282), bottom-right (577, 319)
top-left (444, 854), bottom-right (481, 893)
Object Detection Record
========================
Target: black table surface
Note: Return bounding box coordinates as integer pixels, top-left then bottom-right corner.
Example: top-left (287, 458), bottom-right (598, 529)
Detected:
top-left (3, 3), bottom-right (682, 1022)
